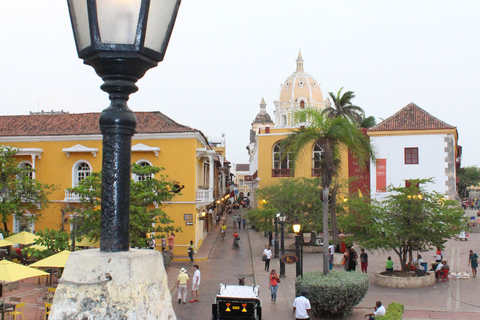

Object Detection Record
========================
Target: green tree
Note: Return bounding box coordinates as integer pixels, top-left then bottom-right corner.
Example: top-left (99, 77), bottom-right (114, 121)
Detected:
top-left (456, 166), bottom-right (480, 198)
top-left (360, 115), bottom-right (377, 128)
top-left (247, 178), bottom-right (323, 233)
top-left (25, 228), bottom-right (70, 259)
top-left (341, 178), bottom-right (466, 271)
top-left (0, 146), bottom-right (55, 233)
top-left (67, 164), bottom-right (181, 248)
top-left (324, 88), bottom-right (365, 125)
top-left (282, 108), bottom-right (375, 275)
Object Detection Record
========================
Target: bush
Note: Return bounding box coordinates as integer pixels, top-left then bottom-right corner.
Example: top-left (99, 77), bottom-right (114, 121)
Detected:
top-left (380, 302), bottom-right (404, 320)
top-left (295, 270), bottom-right (369, 318)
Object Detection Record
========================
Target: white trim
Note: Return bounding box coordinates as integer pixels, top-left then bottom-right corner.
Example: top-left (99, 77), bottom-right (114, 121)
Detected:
top-left (62, 144), bottom-right (98, 158)
top-left (72, 160), bottom-right (93, 188)
top-left (132, 143), bottom-right (160, 156)
top-left (10, 147), bottom-right (43, 160)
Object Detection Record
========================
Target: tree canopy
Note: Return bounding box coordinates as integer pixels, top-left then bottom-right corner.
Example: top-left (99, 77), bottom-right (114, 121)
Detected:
top-left (324, 87), bottom-right (365, 125)
top-left (67, 164), bottom-right (181, 248)
top-left (0, 146), bottom-right (56, 234)
top-left (457, 166), bottom-right (480, 198)
top-left (340, 178), bottom-right (466, 271)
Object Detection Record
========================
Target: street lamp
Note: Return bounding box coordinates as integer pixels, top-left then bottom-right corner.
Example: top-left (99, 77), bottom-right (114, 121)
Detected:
top-left (293, 219), bottom-right (303, 277)
top-left (274, 213), bottom-right (279, 258)
top-left (278, 212), bottom-right (286, 278)
top-left (66, 0), bottom-right (181, 252)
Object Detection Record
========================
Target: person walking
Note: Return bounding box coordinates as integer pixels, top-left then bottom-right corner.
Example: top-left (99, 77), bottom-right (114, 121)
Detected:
top-left (360, 249), bottom-right (368, 273)
top-left (242, 218), bottom-right (246, 229)
top-left (292, 290), bottom-right (311, 320)
top-left (237, 215), bottom-right (242, 229)
top-left (233, 214), bottom-right (238, 229)
top-left (468, 249), bottom-right (478, 278)
top-left (348, 247), bottom-right (358, 272)
top-left (188, 240), bottom-right (195, 263)
top-left (342, 250), bottom-right (350, 271)
top-left (232, 230), bottom-right (240, 249)
top-left (189, 265), bottom-right (201, 303)
top-left (269, 269), bottom-right (280, 302)
top-left (364, 301), bottom-right (386, 319)
top-left (168, 232), bottom-right (175, 251)
top-left (263, 245), bottom-right (272, 271)
top-left (176, 268), bottom-right (189, 304)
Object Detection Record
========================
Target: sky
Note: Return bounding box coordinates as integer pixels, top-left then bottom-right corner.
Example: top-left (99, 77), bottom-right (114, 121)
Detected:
top-left (1, 1), bottom-right (479, 167)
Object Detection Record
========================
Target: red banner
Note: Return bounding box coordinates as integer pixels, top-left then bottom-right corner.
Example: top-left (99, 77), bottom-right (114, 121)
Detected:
top-left (376, 159), bottom-right (386, 192)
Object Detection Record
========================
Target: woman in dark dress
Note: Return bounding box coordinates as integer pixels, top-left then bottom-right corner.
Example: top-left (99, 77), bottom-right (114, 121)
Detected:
top-left (348, 247), bottom-right (358, 272)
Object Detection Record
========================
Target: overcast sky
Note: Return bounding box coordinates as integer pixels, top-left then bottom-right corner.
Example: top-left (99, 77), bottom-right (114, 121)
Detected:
top-left (1, 1), bottom-right (479, 168)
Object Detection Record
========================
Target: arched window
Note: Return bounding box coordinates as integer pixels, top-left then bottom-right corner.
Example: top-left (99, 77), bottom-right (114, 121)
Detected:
top-left (272, 143), bottom-right (293, 177)
top-left (135, 161), bottom-right (152, 182)
top-left (21, 162), bottom-right (33, 179)
top-left (74, 162), bottom-right (91, 187)
top-left (312, 143), bottom-right (324, 176)
top-left (300, 100), bottom-right (305, 109)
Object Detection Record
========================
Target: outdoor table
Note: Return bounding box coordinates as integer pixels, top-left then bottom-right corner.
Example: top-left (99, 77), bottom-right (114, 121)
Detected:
top-left (0, 303), bottom-right (15, 320)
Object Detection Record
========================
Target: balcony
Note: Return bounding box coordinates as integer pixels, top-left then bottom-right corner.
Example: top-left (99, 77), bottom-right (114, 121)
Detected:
top-left (64, 190), bottom-right (80, 202)
top-left (271, 168), bottom-right (292, 177)
top-left (196, 188), bottom-right (213, 202)
top-left (311, 168), bottom-right (321, 177)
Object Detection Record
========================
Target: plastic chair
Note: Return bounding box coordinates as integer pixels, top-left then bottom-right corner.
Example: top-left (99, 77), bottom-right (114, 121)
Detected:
top-left (44, 303), bottom-right (52, 320)
top-left (6, 302), bottom-right (25, 320)
top-left (441, 269), bottom-right (450, 282)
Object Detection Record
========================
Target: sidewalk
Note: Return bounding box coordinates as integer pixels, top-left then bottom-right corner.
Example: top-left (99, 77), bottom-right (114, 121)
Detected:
top-left (167, 207), bottom-right (480, 320)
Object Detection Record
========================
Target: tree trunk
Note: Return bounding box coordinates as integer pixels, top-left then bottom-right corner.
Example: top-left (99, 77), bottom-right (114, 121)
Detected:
top-left (330, 181), bottom-right (339, 246)
top-left (322, 186), bottom-right (330, 275)
top-left (3, 222), bottom-right (8, 233)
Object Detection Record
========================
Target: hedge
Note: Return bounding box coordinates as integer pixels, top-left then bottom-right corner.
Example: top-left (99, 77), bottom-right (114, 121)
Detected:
top-left (379, 302), bottom-right (404, 320)
top-left (295, 270), bottom-right (369, 318)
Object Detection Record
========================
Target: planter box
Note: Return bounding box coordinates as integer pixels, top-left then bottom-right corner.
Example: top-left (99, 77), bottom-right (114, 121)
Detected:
top-left (374, 271), bottom-right (435, 288)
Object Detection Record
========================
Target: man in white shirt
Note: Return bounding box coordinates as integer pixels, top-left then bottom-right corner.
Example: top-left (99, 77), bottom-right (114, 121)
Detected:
top-left (292, 290), bottom-right (311, 320)
top-left (189, 265), bottom-right (201, 303)
top-left (435, 261), bottom-right (444, 281)
top-left (364, 301), bottom-right (386, 319)
top-left (263, 245), bottom-right (272, 271)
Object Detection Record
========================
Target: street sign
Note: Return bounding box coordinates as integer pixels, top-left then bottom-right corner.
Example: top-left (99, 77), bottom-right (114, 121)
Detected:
top-left (186, 222), bottom-right (193, 225)
top-left (280, 254), bottom-right (298, 264)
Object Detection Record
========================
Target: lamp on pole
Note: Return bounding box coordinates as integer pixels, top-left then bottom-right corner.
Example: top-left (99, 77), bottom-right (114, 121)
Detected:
top-left (66, 0), bottom-right (181, 252)
top-left (293, 219), bottom-right (303, 277)
top-left (279, 212), bottom-right (286, 278)
top-left (274, 213), bottom-right (279, 258)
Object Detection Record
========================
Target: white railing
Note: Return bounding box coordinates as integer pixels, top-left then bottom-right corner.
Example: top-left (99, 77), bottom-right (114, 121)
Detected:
top-left (64, 190), bottom-right (81, 202)
top-left (196, 188), bottom-right (213, 201)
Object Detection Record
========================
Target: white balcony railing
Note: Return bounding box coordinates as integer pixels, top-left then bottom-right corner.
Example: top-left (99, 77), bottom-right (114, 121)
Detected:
top-left (196, 188), bottom-right (213, 202)
top-left (64, 190), bottom-right (81, 202)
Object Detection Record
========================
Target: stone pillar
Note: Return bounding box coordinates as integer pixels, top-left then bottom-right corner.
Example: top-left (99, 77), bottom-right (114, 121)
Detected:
top-left (50, 249), bottom-right (175, 320)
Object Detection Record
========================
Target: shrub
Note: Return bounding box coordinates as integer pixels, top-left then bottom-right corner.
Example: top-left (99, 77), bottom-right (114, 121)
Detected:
top-left (380, 302), bottom-right (404, 320)
top-left (295, 270), bottom-right (369, 318)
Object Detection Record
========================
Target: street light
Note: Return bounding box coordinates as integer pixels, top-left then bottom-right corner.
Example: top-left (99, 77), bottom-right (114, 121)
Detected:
top-left (66, 0), bottom-right (181, 252)
top-left (278, 212), bottom-right (286, 278)
top-left (293, 219), bottom-right (303, 277)
top-left (274, 213), bottom-right (279, 258)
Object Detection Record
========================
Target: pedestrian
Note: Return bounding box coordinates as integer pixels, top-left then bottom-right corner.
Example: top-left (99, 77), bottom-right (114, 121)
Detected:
top-left (161, 237), bottom-right (166, 252)
top-left (189, 265), bottom-right (201, 303)
top-left (232, 230), bottom-right (240, 249)
top-left (364, 301), bottom-right (386, 319)
top-left (348, 247), bottom-right (358, 272)
top-left (328, 245), bottom-right (334, 270)
top-left (385, 256), bottom-right (393, 272)
top-left (263, 245), bottom-right (272, 271)
top-left (216, 214), bottom-right (220, 226)
top-left (233, 214), bottom-right (238, 228)
top-left (360, 249), bottom-right (368, 273)
top-left (242, 218), bottom-right (246, 229)
top-left (188, 240), bottom-right (195, 263)
top-left (342, 249), bottom-right (350, 271)
top-left (168, 232), bottom-right (175, 251)
top-left (435, 260), bottom-right (444, 281)
top-left (269, 269), bottom-right (280, 302)
top-left (237, 215), bottom-right (242, 229)
top-left (292, 290), bottom-right (311, 320)
top-left (176, 267), bottom-right (189, 304)
top-left (468, 249), bottom-right (478, 278)
top-left (434, 247), bottom-right (443, 263)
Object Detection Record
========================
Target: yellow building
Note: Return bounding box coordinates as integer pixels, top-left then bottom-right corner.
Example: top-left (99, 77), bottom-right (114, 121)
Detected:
top-left (0, 111), bottom-right (229, 255)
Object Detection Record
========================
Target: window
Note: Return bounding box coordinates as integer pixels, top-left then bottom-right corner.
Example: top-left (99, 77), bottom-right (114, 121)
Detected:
top-left (272, 142), bottom-right (293, 177)
top-left (21, 162), bottom-right (33, 179)
top-left (239, 179), bottom-right (244, 186)
top-left (405, 180), bottom-right (420, 188)
top-left (404, 148), bottom-right (419, 164)
top-left (300, 100), bottom-right (305, 109)
top-left (13, 213), bottom-right (35, 233)
top-left (135, 161), bottom-right (152, 181)
top-left (312, 143), bottom-right (324, 176)
top-left (74, 162), bottom-right (91, 186)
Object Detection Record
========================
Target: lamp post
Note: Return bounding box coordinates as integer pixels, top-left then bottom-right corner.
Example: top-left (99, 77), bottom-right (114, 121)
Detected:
top-left (293, 219), bottom-right (303, 277)
top-left (66, 0), bottom-right (181, 252)
top-left (274, 213), bottom-right (279, 258)
top-left (279, 212), bottom-right (286, 278)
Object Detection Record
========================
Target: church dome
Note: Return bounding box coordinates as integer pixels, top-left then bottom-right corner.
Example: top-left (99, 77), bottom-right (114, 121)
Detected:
top-left (252, 98), bottom-right (273, 125)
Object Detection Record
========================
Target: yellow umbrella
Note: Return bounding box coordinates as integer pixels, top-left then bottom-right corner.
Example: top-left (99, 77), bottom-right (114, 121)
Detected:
top-left (30, 250), bottom-right (71, 268)
top-left (0, 239), bottom-right (14, 247)
top-left (29, 244), bottom-right (47, 251)
top-left (0, 260), bottom-right (48, 282)
top-left (75, 237), bottom-right (100, 248)
top-left (5, 231), bottom-right (39, 245)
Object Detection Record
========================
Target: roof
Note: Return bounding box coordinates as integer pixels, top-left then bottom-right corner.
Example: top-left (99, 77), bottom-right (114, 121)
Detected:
top-left (368, 103), bottom-right (456, 132)
top-left (0, 111), bottom-right (202, 137)
top-left (236, 164), bottom-right (249, 172)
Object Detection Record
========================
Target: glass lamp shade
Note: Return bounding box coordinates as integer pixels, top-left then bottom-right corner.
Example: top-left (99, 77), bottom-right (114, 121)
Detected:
top-left (0, 185), bottom-right (9, 200)
top-left (292, 222), bottom-right (301, 234)
top-left (67, 0), bottom-right (181, 63)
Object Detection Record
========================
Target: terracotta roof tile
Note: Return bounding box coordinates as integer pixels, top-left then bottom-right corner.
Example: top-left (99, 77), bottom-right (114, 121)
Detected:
top-left (368, 103), bottom-right (455, 132)
top-left (0, 111), bottom-right (200, 137)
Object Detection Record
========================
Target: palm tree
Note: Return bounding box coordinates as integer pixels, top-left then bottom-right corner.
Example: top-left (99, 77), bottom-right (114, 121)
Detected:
top-left (360, 115), bottom-right (377, 128)
top-left (282, 108), bottom-right (375, 275)
top-left (324, 88), bottom-right (364, 125)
